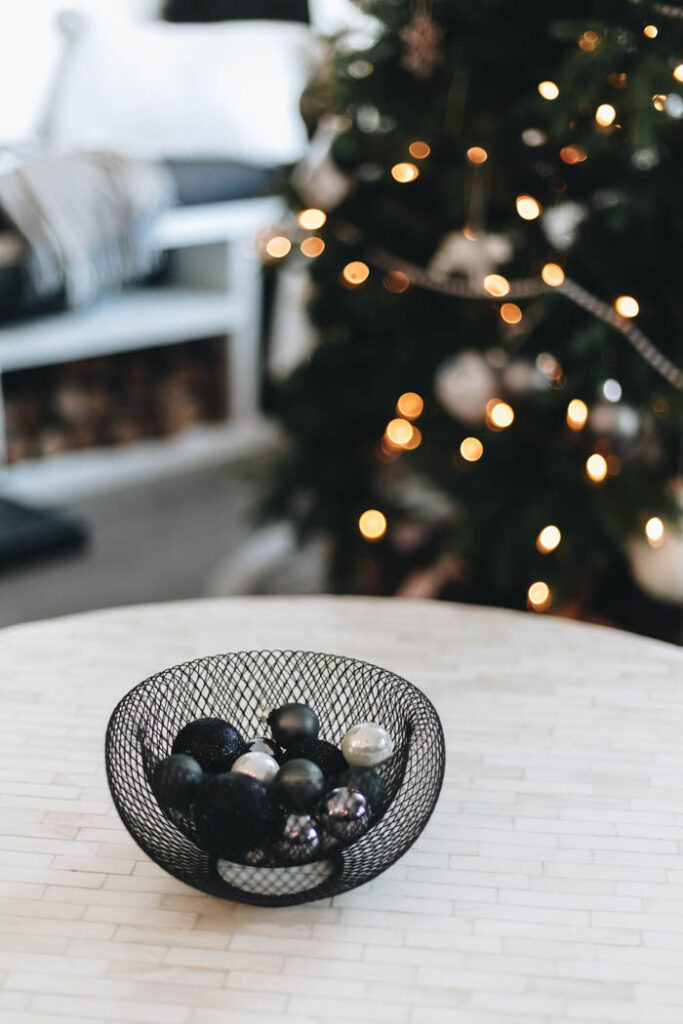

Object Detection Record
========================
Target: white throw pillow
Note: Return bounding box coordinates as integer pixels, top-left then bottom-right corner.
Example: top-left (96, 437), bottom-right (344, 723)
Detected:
top-left (51, 16), bottom-right (313, 165)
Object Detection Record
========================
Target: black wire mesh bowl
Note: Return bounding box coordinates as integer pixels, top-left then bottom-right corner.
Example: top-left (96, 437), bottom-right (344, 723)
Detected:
top-left (105, 650), bottom-right (445, 907)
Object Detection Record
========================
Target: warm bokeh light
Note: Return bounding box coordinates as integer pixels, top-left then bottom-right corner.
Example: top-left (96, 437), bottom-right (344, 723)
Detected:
top-left (538, 81), bottom-right (560, 100)
top-left (560, 144), bottom-right (587, 164)
top-left (644, 25), bottom-right (658, 38)
top-left (484, 274), bottom-right (510, 297)
top-left (297, 208), bottom-right (327, 230)
top-left (359, 509), bottom-right (387, 541)
top-left (460, 436), bottom-right (484, 462)
top-left (528, 581), bottom-right (552, 611)
top-left (653, 93), bottom-right (668, 111)
top-left (462, 223), bottom-right (478, 241)
top-left (595, 103), bottom-right (616, 126)
top-left (645, 516), bottom-right (665, 547)
top-left (300, 237), bottom-right (325, 258)
top-left (536, 352), bottom-right (562, 381)
top-left (385, 418), bottom-right (414, 446)
top-left (537, 525), bottom-right (562, 554)
top-left (408, 140), bottom-right (431, 159)
top-left (487, 400), bottom-right (515, 429)
top-left (674, 64), bottom-right (683, 83)
top-left (586, 453), bottom-right (608, 482)
top-left (614, 295), bottom-right (639, 318)
top-left (516, 194), bottom-right (542, 220)
top-left (265, 236), bottom-right (291, 258)
top-left (500, 302), bottom-right (522, 324)
top-left (342, 261), bottom-right (370, 285)
top-left (466, 146), bottom-right (488, 165)
top-left (383, 270), bottom-right (410, 293)
top-left (566, 398), bottom-right (589, 430)
top-left (579, 30), bottom-right (600, 52)
top-left (391, 162), bottom-right (419, 183)
top-left (396, 392), bottom-right (424, 419)
top-left (541, 263), bottom-right (565, 287)
top-left (402, 426), bottom-right (422, 450)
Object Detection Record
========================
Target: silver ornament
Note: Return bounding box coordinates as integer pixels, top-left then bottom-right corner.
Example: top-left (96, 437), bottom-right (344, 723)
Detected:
top-left (341, 722), bottom-right (394, 767)
top-left (231, 751), bottom-right (279, 786)
top-left (273, 814), bottom-right (321, 865)
top-left (434, 351), bottom-right (497, 424)
top-left (322, 787), bottom-right (369, 842)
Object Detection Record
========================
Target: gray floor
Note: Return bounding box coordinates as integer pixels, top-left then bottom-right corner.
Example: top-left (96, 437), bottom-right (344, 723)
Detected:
top-left (0, 458), bottom-right (266, 629)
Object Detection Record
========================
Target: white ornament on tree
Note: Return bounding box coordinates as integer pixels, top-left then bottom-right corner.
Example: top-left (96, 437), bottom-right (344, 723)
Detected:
top-left (435, 350), bottom-right (498, 423)
top-left (428, 230), bottom-right (513, 289)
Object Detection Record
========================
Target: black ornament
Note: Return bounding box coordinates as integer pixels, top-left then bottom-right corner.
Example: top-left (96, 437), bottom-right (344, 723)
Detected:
top-left (272, 813), bottom-right (321, 864)
top-left (172, 717), bottom-right (246, 774)
top-left (153, 754), bottom-right (203, 813)
top-left (339, 767), bottom-right (387, 813)
top-left (246, 736), bottom-right (284, 762)
top-left (283, 738), bottom-right (347, 778)
top-left (197, 771), bottom-right (272, 857)
top-left (273, 758), bottom-right (325, 811)
top-left (322, 786), bottom-right (370, 842)
top-left (268, 703), bottom-right (319, 748)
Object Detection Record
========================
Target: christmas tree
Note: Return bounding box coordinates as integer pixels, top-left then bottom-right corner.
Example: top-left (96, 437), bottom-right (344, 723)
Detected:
top-left (266, 0), bottom-right (683, 639)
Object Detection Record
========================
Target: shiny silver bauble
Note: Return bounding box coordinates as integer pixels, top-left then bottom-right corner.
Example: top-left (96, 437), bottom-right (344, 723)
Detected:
top-left (341, 722), bottom-right (394, 767)
top-left (322, 787), bottom-right (370, 842)
top-left (231, 751), bottom-right (280, 786)
top-left (273, 814), bottom-right (321, 865)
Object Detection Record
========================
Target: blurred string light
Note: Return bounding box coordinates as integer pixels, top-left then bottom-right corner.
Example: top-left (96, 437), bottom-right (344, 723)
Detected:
top-left (408, 141), bottom-right (431, 159)
top-left (674, 64), bottom-right (683, 82)
top-left (541, 262), bottom-right (565, 286)
top-left (653, 93), bottom-right (668, 110)
top-left (402, 426), bottom-right (422, 450)
top-left (391, 162), bottom-right (419, 182)
top-left (614, 295), bottom-right (639, 317)
top-left (383, 270), bottom-right (410, 293)
top-left (385, 418), bottom-right (413, 445)
top-left (265, 235), bottom-right (291, 258)
top-left (298, 208), bottom-right (326, 230)
top-left (603, 378), bottom-right (622, 402)
top-left (538, 81), bottom-right (560, 100)
top-left (484, 274), bottom-right (510, 297)
top-left (567, 398), bottom-right (589, 430)
top-left (537, 525), bottom-right (561, 553)
top-left (528, 580), bottom-right (552, 611)
top-left (536, 352), bottom-right (563, 382)
top-left (500, 302), bottom-right (522, 324)
top-left (579, 30), bottom-right (600, 51)
top-left (486, 399), bottom-right (515, 429)
top-left (595, 103), bottom-right (617, 126)
top-left (608, 72), bottom-right (628, 88)
top-left (560, 144), bottom-right (587, 164)
top-left (643, 24), bottom-right (658, 38)
top-left (645, 516), bottom-right (665, 547)
top-left (460, 436), bottom-right (484, 462)
top-left (466, 146), bottom-right (488, 165)
top-left (358, 509), bottom-right (386, 541)
top-left (396, 392), bottom-right (424, 419)
top-left (300, 237), bottom-right (325, 258)
top-left (343, 261), bottom-right (370, 285)
top-left (586, 452), bottom-right (608, 482)
top-left (522, 128), bottom-right (547, 146)
top-left (516, 194), bottom-right (542, 219)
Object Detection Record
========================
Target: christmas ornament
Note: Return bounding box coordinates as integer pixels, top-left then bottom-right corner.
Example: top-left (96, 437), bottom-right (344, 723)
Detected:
top-left (401, 11), bottom-right (443, 80)
top-left (435, 351), bottom-right (497, 424)
top-left (589, 402), bottom-right (641, 440)
top-left (197, 771), bottom-right (272, 857)
top-left (272, 813), bottom-right (321, 865)
top-left (231, 751), bottom-right (280, 786)
top-left (246, 736), bottom-right (283, 761)
top-left (283, 738), bottom-right (347, 778)
top-left (341, 723), bottom-right (394, 767)
top-left (340, 766), bottom-right (387, 813)
top-left (272, 758), bottom-right (325, 811)
top-left (152, 754), bottom-right (203, 814)
top-left (268, 703), bottom-right (319, 748)
top-left (429, 232), bottom-right (512, 289)
top-left (172, 718), bottom-right (245, 774)
top-left (321, 787), bottom-right (370, 841)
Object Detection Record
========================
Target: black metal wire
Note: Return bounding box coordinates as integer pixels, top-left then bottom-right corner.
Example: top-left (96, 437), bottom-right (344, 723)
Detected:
top-left (105, 650), bottom-right (445, 907)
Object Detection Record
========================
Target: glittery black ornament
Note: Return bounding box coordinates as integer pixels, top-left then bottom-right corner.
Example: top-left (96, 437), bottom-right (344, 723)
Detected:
top-left (246, 736), bottom-right (284, 762)
top-left (283, 738), bottom-right (347, 778)
top-left (268, 703), bottom-right (319, 748)
top-left (273, 758), bottom-right (325, 811)
top-left (339, 767), bottom-right (387, 813)
top-left (197, 771), bottom-right (272, 857)
top-left (172, 717), bottom-right (246, 774)
top-left (153, 754), bottom-right (203, 813)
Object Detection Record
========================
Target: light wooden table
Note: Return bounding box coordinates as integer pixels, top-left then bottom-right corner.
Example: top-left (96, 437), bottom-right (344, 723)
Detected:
top-left (1, 597), bottom-right (683, 1024)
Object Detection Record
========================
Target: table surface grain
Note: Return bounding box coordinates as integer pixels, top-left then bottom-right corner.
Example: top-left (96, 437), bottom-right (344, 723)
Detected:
top-left (1, 596), bottom-right (683, 1024)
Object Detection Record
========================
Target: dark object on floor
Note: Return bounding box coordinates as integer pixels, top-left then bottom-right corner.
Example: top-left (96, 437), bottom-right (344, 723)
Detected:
top-left (164, 0), bottom-right (309, 23)
top-left (106, 649), bottom-right (445, 907)
top-left (0, 497), bottom-right (87, 570)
